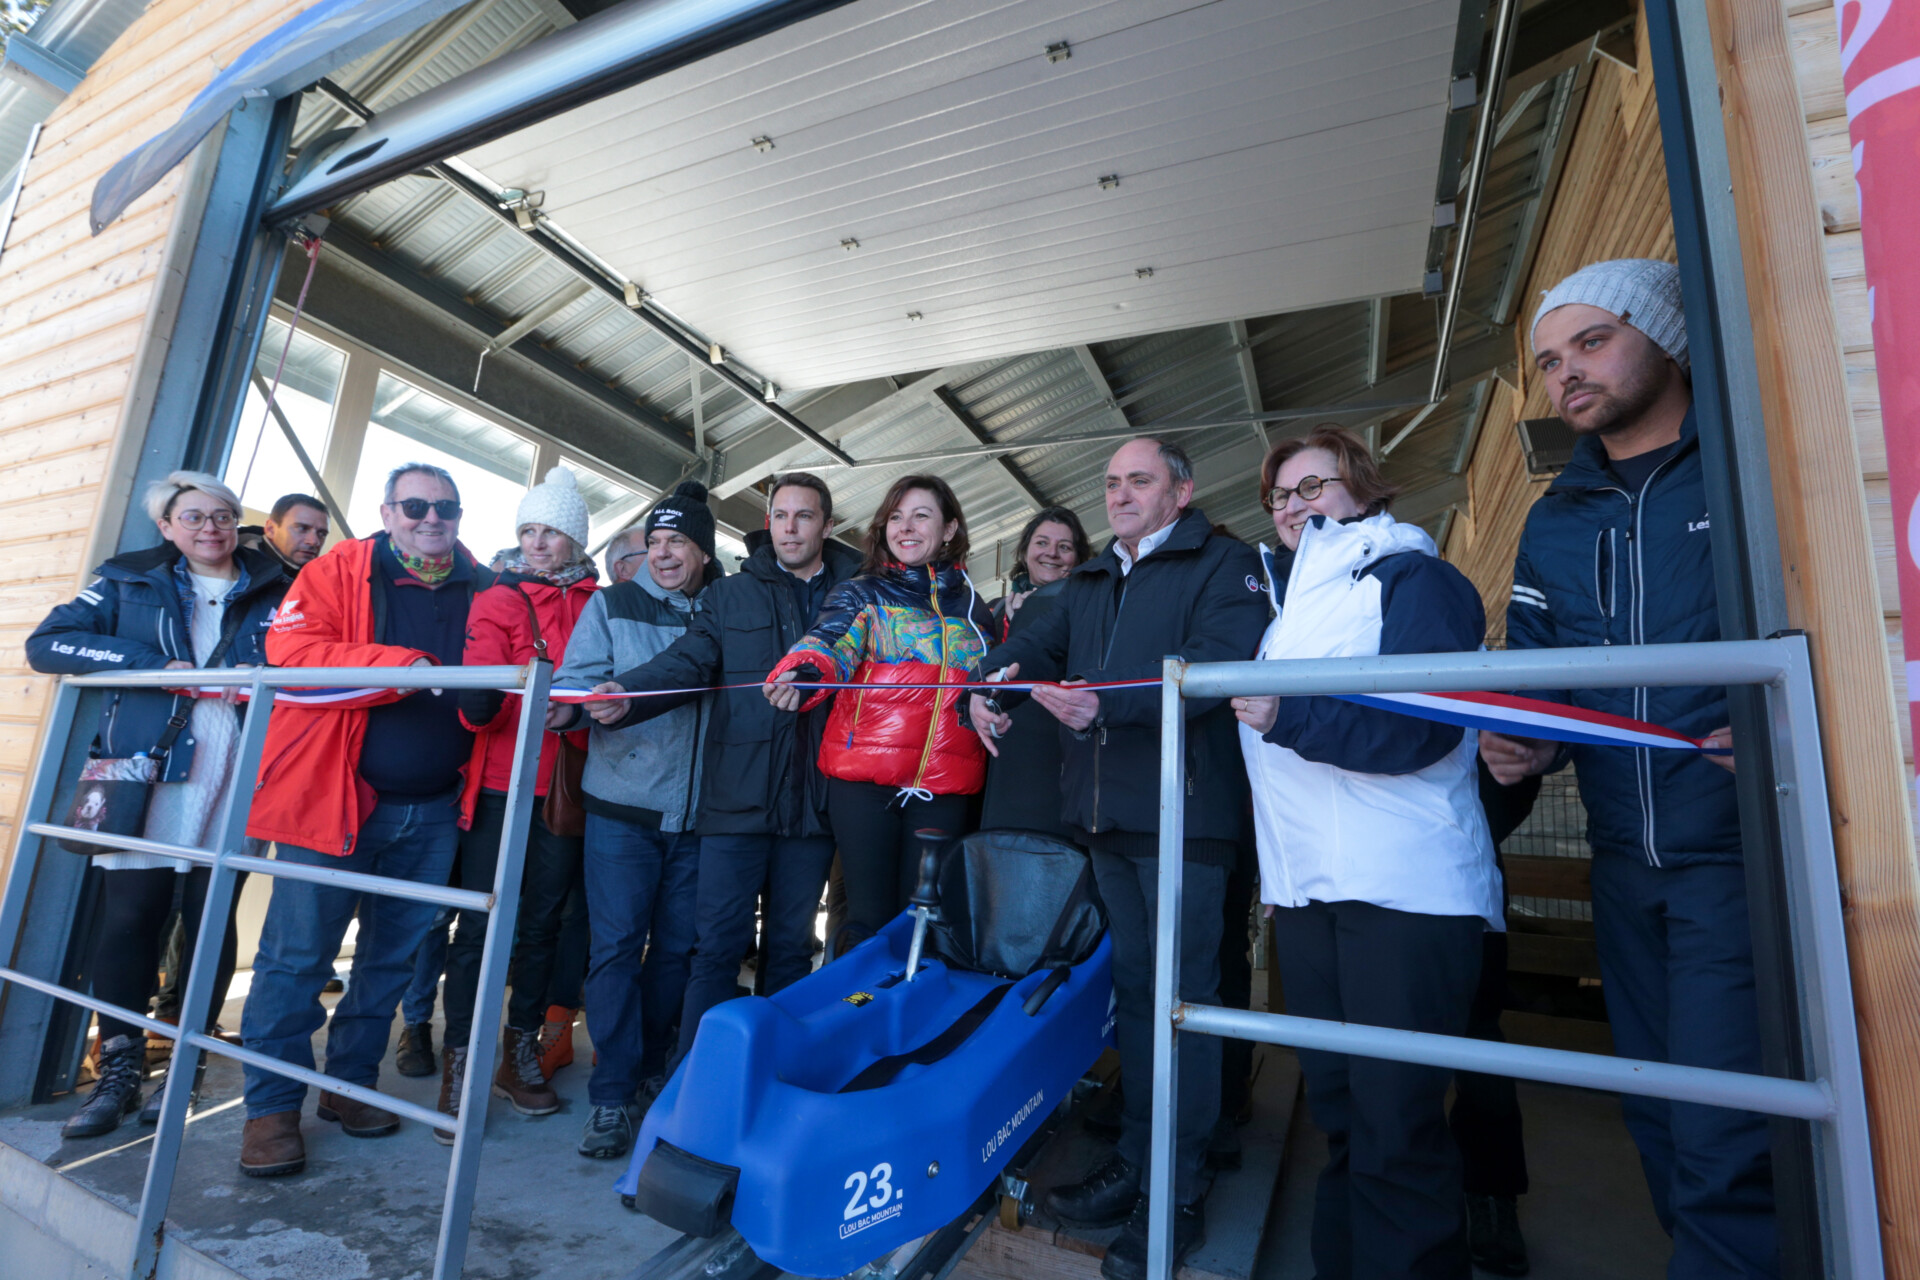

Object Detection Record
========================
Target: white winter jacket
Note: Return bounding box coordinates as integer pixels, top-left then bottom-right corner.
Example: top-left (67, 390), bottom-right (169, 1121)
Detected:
top-left (1239, 514), bottom-right (1503, 928)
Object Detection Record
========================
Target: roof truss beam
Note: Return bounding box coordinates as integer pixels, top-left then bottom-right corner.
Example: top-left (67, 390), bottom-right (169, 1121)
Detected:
top-left (931, 387), bottom-right (1049, 511)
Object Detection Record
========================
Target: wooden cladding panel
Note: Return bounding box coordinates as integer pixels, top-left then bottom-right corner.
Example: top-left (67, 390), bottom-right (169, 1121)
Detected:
top-left (1717, 0), bottom-right (1920, 1267)
top-left (0, 0), bottom-right (331, 878)
top-left (1444, 53), bottom-right (1675, 637)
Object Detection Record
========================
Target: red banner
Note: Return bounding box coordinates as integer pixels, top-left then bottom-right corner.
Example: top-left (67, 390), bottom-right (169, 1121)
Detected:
top-left (1839, 1), bottom-right (1920, 772)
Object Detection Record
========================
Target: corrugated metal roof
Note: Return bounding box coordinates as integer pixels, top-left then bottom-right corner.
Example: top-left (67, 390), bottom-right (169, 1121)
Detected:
top-left (288, 0), bottom-right (1591, 565)
top-left (0, 0), bottom-right (149, 184)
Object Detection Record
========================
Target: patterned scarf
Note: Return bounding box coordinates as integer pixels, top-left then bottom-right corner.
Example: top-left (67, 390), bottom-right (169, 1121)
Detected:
top-left (500, 550), bottom-right (595, 587)
top-left (395, 548), bottom-right (455, 585)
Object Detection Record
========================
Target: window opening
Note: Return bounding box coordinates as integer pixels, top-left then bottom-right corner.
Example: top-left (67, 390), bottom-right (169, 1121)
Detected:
top-left (224, 318), bottom-right (346, 517)
top-left (347, 371), bottom-right (536, 563)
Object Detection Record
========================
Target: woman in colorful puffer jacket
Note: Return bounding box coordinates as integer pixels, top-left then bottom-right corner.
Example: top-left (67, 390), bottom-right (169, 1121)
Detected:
top-left (764, 474), bottom-right (992, 938)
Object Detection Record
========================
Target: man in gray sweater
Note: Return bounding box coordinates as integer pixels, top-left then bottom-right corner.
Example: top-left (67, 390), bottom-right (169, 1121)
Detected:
top-left (552, 481), bottom-right (715, 1159)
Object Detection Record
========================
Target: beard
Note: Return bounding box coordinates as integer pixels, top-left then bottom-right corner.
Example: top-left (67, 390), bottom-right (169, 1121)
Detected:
top-left (1560, 356), bottom-right (1668, 436)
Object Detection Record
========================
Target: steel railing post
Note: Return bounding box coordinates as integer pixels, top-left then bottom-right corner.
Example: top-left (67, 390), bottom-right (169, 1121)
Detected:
top-left (435, 659), bottom-right (551, 1280)
top-left (1767, 637), bottom-right (1882, 1278)
top-left (1147, 658), bottom-right (1186, 1280)
top-left (129, 678), bottom-right (277, 1280)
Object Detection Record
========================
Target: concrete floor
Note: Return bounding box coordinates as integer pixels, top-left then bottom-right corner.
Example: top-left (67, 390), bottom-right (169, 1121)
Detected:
top-left (1, 982), bottom-right (681, 1280)
top-left (3, 984), bottom-right (1674, 1280)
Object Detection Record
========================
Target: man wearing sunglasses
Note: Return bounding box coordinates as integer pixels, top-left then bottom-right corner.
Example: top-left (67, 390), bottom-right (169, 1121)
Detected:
top-left (240, 463), bottom-right (496, 1178)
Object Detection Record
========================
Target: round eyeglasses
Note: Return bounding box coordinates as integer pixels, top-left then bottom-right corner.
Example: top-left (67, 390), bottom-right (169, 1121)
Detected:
top-left (169, 508), bottom-right (238, 531)
top-left (1263, 475), bottom-right (1345, 510)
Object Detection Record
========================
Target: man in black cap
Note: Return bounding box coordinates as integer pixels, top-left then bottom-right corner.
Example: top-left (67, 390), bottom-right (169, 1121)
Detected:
top-left (584, 472), bottom-right (859, 1091)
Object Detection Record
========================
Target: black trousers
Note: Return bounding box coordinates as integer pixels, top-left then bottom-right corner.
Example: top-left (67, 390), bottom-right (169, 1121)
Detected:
top-left (91, 865), bottom-right (243, 1045)
top-left (826, 778), bottom-right (970, 936)
top-left (1449, 930), bottom-right (1529, 1196)
top-left (442, 790), bottom-right (583, 1047)
top-left (1218, 848), bottom-right (1256, 1120)
top-left (1272, 899), bottom-right (1483, 1280)
top-left (1090, 846), bottom-right (1226, 1206)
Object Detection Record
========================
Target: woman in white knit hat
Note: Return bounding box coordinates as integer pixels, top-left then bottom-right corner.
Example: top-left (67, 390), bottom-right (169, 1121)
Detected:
top-left (426, 466), bottom-right (600, 1135)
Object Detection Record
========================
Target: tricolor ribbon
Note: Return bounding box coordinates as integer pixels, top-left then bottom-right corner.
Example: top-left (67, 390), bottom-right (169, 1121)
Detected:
top-left (186, 677), bottom-right (1721, 752)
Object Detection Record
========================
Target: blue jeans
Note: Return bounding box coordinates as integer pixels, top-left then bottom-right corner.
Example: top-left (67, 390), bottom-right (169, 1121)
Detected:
top-left (401, 909), bottom-right (451, 1026)
top-left (582, 813), bottom-right (700, 1107)
top-left (673, 834), bottom-right (834, 1074)
top-left (241, 793), bottom-right (461, 1119)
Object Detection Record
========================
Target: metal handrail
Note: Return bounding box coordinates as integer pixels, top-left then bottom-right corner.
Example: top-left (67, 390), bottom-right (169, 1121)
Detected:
top-left (0, 660), bottom-right (555, 1280)
top-left (1145, 635), bottom-right (1880, 1279)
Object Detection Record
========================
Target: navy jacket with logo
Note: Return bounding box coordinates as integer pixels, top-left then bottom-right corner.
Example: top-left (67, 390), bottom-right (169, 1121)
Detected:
top-left (1505, 408), bottom-right (1740, 866)
top-left (27, 544), bottom-right (292, 782)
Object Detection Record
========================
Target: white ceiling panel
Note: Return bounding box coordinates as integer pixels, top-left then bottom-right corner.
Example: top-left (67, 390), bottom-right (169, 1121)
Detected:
top-left (465, 0), bottom-right (1460, 388)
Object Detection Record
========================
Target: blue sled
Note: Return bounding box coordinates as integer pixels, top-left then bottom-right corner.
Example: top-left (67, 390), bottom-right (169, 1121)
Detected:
top-left (618, 832), bottom-right (1114, 1279)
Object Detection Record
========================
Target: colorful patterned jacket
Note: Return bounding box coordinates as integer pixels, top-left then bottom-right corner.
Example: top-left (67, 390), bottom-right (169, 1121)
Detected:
top-left (768, 560), bottom-right (993, 795)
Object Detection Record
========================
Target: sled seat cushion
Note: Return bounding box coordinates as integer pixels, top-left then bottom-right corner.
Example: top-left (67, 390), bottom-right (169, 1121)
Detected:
top-left (925, 830), bottom-right (1106, 980)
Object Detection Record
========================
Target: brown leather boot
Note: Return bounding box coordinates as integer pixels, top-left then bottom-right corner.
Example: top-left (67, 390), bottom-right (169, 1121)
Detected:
top-left (239, 1111), bottom-right (305, 1177)
top-left (492, 1027), bottom-right (560, 1116)
top-left (434, 1045), bottom-right (469, 1147)
top-left (316, 1089), bottom-right (399, 1136)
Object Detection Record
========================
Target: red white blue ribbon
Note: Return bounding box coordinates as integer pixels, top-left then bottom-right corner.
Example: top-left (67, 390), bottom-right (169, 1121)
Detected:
top-left (189, 679), bottom-right (1717, 751)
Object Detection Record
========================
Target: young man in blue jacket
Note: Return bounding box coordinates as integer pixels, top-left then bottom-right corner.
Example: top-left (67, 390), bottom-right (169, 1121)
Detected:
top-left (1481, 259), bottom-right (1774, 1278)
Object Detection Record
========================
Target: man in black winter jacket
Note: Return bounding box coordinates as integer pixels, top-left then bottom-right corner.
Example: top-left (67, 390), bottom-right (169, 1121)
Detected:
top-left (594, 474), bottom-right (860, 1071)
top-left (1482, 259), bottom-right (1775, 1279)
top-left (968, 438), bottom-right (1268, 1280)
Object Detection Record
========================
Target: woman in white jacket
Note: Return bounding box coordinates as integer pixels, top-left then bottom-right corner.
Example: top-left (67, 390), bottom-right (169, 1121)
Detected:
top-left (1231, 427), bottom-right (1500, 1280)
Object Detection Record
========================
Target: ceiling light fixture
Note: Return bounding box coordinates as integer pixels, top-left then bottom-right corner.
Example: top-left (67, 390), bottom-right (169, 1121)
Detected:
top-left (1098, 174), bottom-right (1120, 190)
top-left (1135, 267), bottom-right (1154, 279)
top-left (906, 311), bottom-right (923, 322)
top-left (841, 238), bottom-right (860, 251)
top-left (752, 135), bottom-right (774, 152)
top-left (1046, 41), bottom-right (1071, 63)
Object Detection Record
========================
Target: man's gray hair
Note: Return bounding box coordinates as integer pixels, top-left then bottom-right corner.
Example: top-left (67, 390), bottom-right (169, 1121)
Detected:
top-left (606, 524), bottom-right (646, 562)
top-left (384, 463), bottom-right (459, 504)
top-left (1137, 437), bottom-right (1193, 487)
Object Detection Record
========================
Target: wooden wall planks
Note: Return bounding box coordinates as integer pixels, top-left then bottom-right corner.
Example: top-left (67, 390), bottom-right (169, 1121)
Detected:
top-left (0, 0), bottom-right (328, 879)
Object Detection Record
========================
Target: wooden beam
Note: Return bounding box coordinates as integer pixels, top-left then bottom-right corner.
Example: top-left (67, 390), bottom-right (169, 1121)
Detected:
top-left (1710, 0), bottom-right (1920, 1267)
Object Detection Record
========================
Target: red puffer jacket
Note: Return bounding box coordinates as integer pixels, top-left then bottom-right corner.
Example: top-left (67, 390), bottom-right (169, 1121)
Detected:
top-left (766, 561), bottom-right (990, 795)
top-left (459, 570), bottom-right (599, 799)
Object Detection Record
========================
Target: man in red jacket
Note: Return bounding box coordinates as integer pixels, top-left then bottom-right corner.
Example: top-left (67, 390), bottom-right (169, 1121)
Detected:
top-left (238, 463), bottom-right (493, 1178)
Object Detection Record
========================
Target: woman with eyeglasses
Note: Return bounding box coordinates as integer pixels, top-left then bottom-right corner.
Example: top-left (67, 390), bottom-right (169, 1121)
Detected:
top-left (28, 471), bottom-right (295, 1139)
top-left (1229, 426), bottom-right (1501, 1278)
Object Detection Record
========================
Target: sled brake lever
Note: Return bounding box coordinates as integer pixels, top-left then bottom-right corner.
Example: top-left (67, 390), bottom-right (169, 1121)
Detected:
top-left (904, 829), bottom-right (946, 981)
top-left (1023, 965), bottom-right (1072, 1016)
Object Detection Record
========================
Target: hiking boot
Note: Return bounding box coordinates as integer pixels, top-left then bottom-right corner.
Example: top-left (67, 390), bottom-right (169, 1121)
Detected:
top-left (396, 1021), bottom-right (436, 1078)
top-left (1045, 1152), bottom-right (1141, 1228)
top-left (493, 1027), bottom-right (560, 1116)
top-left (434, 1045), bottom-right (469, 1147)
top-left (63, 1035), bottom-right (145, 1139)
top-left (1467, 1193), bottom-right (1531, 1276)
top-left (239, 1110), bottom-right (305, 1177)
top-left (1100, 1195), bottom-right (1205, 1280)
top-left (538, 1005), bottom-right (576, 1079)
top-left (316, 1089), bottom-right (399, 1136)
top-left (139, 1056), bottom-right (208, 1125)
top-left (578, 1103), bottom-right (634, 1159)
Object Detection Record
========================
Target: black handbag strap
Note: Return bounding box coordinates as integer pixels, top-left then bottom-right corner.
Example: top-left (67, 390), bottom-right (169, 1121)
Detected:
top-left (151, 623), bottom-right (243, 762)
top-left (511, 584), bottom-right (552, 662)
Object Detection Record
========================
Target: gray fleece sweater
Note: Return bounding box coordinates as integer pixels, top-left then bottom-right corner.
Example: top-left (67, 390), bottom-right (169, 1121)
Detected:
top-left (555, 572), bottom-right (705, 832)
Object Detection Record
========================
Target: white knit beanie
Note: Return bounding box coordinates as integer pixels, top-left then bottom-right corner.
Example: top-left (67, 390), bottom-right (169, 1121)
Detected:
top-left (517, 466), bottom-right (590, 550)
top-left (1531, 258), bottom-right (1689, 373)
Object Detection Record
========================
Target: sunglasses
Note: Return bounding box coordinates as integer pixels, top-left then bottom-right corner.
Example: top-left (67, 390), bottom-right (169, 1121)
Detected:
top-left (388, 498), bottom-right (463, 521)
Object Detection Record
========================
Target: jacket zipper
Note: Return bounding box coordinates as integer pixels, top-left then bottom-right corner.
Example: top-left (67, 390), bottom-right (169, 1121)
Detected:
top-left (1629, 455), bottom-right (1680, 867)
top-left (1088, 569), bottom-right (1136, 832)
top-left (907, 567), bottom-right (946, 792)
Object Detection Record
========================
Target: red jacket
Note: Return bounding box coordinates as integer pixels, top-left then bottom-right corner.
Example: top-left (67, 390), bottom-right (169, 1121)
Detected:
top-left (247, 537), bottom-right (491, 856)
top-left (459, 572), bottom-right (598, 797)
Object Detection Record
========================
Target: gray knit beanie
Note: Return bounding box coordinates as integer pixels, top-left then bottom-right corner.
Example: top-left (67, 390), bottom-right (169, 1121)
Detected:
top-left (516, 466), bottom-right (591, 550)
top-left (1531, 258), bottom-right (1689, 373)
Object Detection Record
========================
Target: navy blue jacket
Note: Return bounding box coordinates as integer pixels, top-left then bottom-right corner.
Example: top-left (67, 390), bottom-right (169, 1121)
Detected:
top-left (974, 507), bottom-right (1268, 862)
top-left (1505, 409), bottom-right (1739, 866)
top-left (27, 544), bottom-right (294, 782)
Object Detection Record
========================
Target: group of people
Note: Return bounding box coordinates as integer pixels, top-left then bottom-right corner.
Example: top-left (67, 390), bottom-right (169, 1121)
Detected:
top-left (29, 256), bottom-right (1774, 1280)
